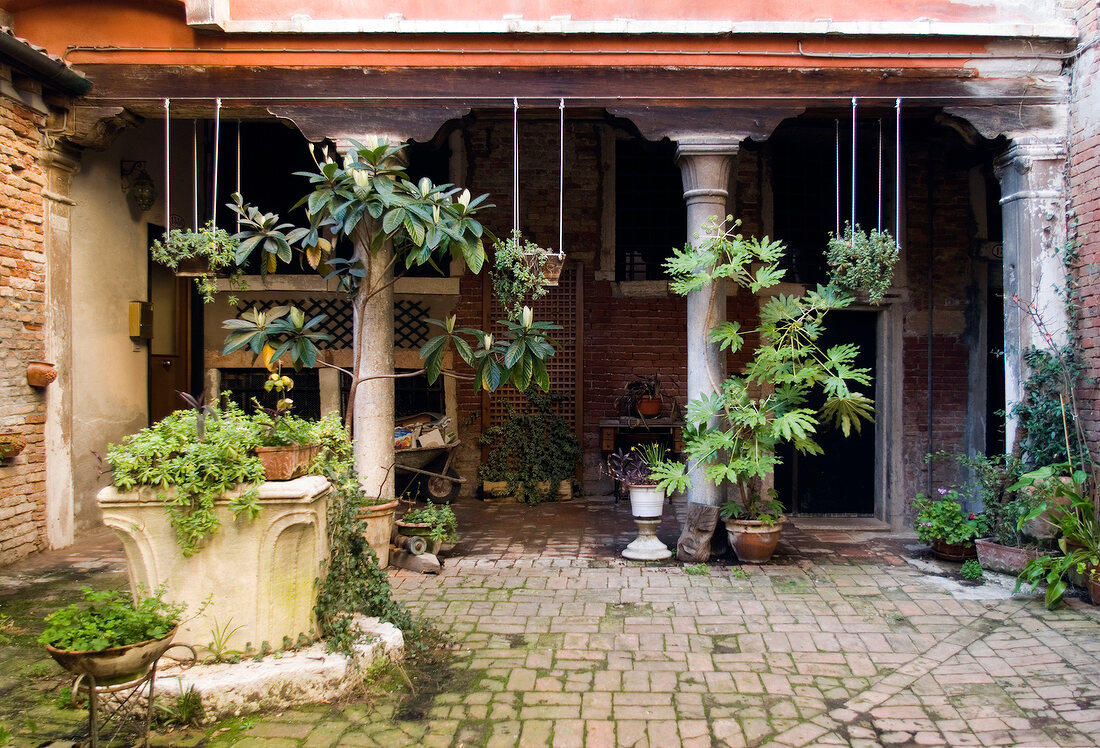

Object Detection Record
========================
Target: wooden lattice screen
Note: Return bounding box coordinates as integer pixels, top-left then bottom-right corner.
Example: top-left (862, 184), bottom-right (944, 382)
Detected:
top-left (482, 261), bottom-right (583, 439)
top-left (233, 298), bottom-right (432, 350)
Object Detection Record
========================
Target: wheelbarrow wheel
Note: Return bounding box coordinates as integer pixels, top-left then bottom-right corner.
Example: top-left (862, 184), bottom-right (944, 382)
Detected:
top-left (426, 467), bottom-right (461, 503)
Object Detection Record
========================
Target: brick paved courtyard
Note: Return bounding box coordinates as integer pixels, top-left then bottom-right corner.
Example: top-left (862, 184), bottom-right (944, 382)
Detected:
top-left (2, 495), bottom-right (1099, 747)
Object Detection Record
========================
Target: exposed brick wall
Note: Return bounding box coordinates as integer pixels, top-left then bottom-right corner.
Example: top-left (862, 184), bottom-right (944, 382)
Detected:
top-left (0, 65), bottom-right (49, 564)
top-left (898, 135), bottom-right (976, 513)
top-left (1069, 0), bottom-right (1100, 455)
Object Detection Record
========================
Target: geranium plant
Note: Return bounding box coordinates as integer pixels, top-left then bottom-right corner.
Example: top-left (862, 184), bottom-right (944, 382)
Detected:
top-left (913, 489), bottom-right (988, 545)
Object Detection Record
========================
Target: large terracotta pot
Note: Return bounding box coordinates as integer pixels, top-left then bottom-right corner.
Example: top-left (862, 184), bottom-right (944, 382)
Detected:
top-left (974, 538), bottom-right (1043, 575)
top-left (930, 538), bottom-right (977, 561)
top-left (725, 517), bottom-right (784, 564)
top-left (627, 485), bottom-right (664, 518)
top-left (46, 627), bottom-right (178, 685)
top-left (255, 443), bottom-right (319, 481)
top-left (357, 499), bottom-right (398, 568)
top-left (1088, 571), bottom-right (1100, 606)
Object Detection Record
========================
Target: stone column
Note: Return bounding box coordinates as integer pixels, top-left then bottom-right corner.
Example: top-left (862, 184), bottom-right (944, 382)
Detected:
top-left (674, 137), bottom-right (739, 561)
top-left (335, 135), bottom-right (405, 501)
top-left (993, 137), bottom-right (1068, 452)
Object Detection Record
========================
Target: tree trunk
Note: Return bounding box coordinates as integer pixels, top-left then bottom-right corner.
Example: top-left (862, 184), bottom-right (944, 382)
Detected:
top-left (350, 232), bottom-right (395, 500)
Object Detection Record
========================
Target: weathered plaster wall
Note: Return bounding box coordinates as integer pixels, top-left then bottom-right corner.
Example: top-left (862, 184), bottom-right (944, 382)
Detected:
top-left (68, 123), bottom-right (160, 529)
top-left (0, 62), bottom-right (50, 564)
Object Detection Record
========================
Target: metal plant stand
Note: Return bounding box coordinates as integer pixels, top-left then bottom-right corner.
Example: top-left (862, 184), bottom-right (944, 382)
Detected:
top-left (70, 644), bottom-right (196, 748)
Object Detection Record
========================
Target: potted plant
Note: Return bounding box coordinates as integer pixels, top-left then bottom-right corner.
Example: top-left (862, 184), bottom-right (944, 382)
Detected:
top-left (914, 489), bottom-right (988, 560)
top-left (939, 451), bottom-right (1049, 574)
top-left (490, 230), bottom-right (561, 320)
top-left (651, 217), bottom-right (878, 564)
top-left (1015, 466), bottom-right (1100, 608)
top-left (0, 433), bottom-right (26, 460)
top-left (149, 220), bottom-right (247, 303)
top-left (825, 222), bottom-right (899, 305)
top-left (615, 374), bottom-right (666, 418)
top-left (605, 443), bottom-right (674, 560)
top-left (478, 391), bottom-right (580, 504)
top-left (396, 501), bottom-right (458, 556)
top-left (39, 586), bottom-right (185, 684)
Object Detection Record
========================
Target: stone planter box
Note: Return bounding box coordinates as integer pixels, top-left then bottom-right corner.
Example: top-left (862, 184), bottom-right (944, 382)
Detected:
top-left (97, 476), bottom-right (330, 655)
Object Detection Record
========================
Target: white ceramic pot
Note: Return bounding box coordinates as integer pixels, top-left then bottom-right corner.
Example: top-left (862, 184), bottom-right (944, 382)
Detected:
top-left (628, 485), bottom-right (664, 518)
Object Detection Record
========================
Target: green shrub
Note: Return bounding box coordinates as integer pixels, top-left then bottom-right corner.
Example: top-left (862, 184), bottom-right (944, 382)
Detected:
top-left (39, 587), bottom-right (185, 652)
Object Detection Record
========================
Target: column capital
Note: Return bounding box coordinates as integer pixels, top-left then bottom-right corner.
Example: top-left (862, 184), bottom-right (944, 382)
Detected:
top-left (675, 138), bottom-right (739, 203)
top-left (993, 136), bottom-right (1068, 181)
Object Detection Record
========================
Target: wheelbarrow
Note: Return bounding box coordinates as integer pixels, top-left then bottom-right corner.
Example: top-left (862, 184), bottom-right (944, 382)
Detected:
top-left (394, 417), bottom-right (464, 502)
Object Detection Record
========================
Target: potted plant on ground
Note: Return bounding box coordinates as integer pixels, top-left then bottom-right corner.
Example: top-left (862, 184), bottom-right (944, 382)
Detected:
top-left (939, 451), bottom-right (1049, 574)
top-left (615, 374), bottom-right (666, 418)
top-left (913, 489), bottom-right (988, 560)
top-left (478, 391), bottom-right (580, 504)
top-left (650, 216), bottom-right (877, 564)
top-left (1014, 465), bottom-right (1100, 608)
top-left (39, 586), bottom-right (186, 684)
top-left (395, 501), bottom-right (458, 556)
top-left (149, 220), bottom-right (247, 303)
top-left (606, 443), bottom-right (675, 560)
top-left (0, 433), bottom-right (26, 460)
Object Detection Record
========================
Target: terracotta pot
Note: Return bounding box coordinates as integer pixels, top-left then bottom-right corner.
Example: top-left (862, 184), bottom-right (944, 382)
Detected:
top-left (930, 538), bottom-right (977, 561)
top-left (725, 517), bottom-right (785, 564)
top-left (0, 434), bottom-right (27, 459)
top-left (46, 627), bottom-right (178, 685)
top-left (636, 395), bottom-right (662, 417)
top-left (628, 485), bottom-right (664, 518)
top-left (522, 251), bottom-right (565, 286)
top-left (974, 538), bottom-right (1044, 575)
top-left (26, 361), bottom-right (57, 388)
top-left (357, 499), bottom-right (398, 568)
top-left (255, 443), bottom-right (319, 481)
top-left (1088, 571), bottom-right (1100, 606)
top-left (1020, 477), bottom-right (1075, 541)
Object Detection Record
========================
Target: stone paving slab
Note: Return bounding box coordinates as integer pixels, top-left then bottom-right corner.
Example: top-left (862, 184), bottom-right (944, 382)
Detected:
top-left (2, 497), bottom-right (1100, 747)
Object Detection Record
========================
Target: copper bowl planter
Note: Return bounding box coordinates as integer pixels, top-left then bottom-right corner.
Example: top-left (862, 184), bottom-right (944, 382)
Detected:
top-left (930, 538), bottom-right (978, 562)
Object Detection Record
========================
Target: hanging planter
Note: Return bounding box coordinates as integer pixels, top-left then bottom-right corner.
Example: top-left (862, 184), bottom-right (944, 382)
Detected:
top-left (26, 361), bottom-right (57, 388)
top-left (521, 249), bottom-right (566, 286)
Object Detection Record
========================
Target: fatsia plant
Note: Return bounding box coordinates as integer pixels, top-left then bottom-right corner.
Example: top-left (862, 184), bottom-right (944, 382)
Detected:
top-left (650, 216), bottom-right (875, 522)
top-left (225, 139), bottom-right (556, 498)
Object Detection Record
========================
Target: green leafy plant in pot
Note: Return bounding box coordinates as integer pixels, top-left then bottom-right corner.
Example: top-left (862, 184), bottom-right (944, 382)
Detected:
top-left (913, 489), bottom-right (988, 561)
top-left (1013, 465), bottom-right (1100, 609)
top-left (150, 220), bottom-right (247, 303)
top-left (39, 586), bottom-right (186, 683)
top-left (650, 216), bottom-right (878, 564)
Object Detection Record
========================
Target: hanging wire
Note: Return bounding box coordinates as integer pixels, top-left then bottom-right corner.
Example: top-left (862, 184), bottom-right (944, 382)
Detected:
top-left (850, 97), bottom-right (858, 232)
top-left (834, 119), bottom-right (840, 235)
top-left (211, 98), bottom-right (221, 224)
top-left (163, 99), bottom-right (170, 232)
top-left (558, 97), bottom-right (564, 256)
top-left (895, 98), bottom-right (903, 250)
top-left (236, 119), bottom-right (241, 232)
top-left (877, 118), bottom-right (883, 233)
top-left (191, 120), bottom-right (198, 230)
top-left (512, 97), bottom-right (519, 236)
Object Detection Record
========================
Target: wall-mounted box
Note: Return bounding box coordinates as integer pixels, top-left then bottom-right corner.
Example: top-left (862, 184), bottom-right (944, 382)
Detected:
top-left (129, 301), bottom-right (152, 341)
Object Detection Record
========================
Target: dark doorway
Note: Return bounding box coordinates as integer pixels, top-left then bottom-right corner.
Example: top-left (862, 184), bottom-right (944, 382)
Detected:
top-left (774, 310), bottom-right (877, 515)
